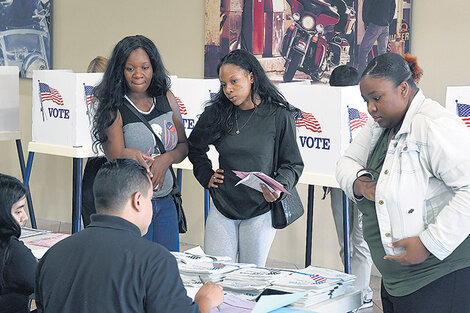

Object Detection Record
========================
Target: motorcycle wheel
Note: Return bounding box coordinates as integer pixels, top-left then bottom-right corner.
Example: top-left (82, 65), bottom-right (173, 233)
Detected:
top-left (283, 51), bottom-right (302, 83)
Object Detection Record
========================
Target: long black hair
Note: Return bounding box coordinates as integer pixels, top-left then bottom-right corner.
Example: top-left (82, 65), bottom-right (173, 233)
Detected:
top-left (0, 174), bottom-right (26, 241)
top-left (361, 52), bottom-right (422, 90)
top-left (205, 49), bottom-right (293, 141)
top-left (92, 35), bottom-right (171, 152)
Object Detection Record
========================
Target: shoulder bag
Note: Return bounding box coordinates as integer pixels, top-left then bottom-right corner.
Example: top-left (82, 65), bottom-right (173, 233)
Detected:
top-left (123, 97), bottom-right (188, 233)
top-left (271, 107), bottom-right (304, 229)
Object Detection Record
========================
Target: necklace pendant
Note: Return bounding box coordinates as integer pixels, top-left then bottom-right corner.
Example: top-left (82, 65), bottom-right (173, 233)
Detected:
top-left (236, 130), bottom-right (240, 134)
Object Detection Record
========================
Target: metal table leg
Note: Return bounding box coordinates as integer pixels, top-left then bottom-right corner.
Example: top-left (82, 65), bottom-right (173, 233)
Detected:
top-left (305, 184), bottom-right (314, 267)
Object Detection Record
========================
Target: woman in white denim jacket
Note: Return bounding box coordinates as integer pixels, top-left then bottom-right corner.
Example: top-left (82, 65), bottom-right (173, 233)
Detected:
top-left (336, 53), bottom-right (470, 313)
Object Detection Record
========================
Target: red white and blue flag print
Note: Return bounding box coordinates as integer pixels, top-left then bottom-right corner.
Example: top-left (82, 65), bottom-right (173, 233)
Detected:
top-left (294, 110), bottom-right (322, 133)
top-left (84, 85), bottom-right (94, 106)
top-left (175, 96), bottom-right (188, 115)
top-left (348, 107), bottom-right (368, 131)
top-left (456, 100), bottom-right (470, 128)
top-left (39, 82), bottom-right (64, 106)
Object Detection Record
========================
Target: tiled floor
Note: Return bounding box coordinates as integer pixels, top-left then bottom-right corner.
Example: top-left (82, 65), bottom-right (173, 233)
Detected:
top-left (38, 219), bottom-right (384, 312)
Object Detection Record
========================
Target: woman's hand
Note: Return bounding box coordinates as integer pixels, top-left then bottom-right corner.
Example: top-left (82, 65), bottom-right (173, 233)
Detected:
top-left (104, 111), bottom-right (154, 176)
top-left (118, 148), bottom-right (155, 177)
top-left (208, 169), bottom-right (224, 188)
top-left (260, 184), bottom-right (281, 202)
top-left (384, 236), bottom-right (431, 265)
top-left (353, 176), bottom-right (376, 201)
top-left (149, 153), bottom-right (172, 191)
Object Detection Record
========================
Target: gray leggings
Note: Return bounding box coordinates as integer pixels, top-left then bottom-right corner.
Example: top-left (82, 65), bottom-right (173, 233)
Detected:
top-left (204, 201), bottom-right (276, 267)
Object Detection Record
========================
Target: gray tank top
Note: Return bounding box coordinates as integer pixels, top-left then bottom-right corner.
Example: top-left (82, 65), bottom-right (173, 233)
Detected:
top-left (119, 95), bottom-right (178, 198)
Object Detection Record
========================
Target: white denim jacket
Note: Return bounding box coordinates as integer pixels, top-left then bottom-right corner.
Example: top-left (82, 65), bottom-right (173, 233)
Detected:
top-left (336, 90), bottom-right (470, 260)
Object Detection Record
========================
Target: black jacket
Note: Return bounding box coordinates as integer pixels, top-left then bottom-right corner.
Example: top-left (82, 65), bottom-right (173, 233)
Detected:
top-left (36, 214), bottom-right (199, 313)
top-left (0, 204), bottom-right (37, 313)
top-left (362, 0), bottom-right (396, 26)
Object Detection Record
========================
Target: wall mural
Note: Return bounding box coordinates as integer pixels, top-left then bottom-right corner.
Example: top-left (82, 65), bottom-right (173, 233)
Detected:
top-left (204, 0), bottom-right (412, 84)
top-left (0, 0), bottom-right (53, 78)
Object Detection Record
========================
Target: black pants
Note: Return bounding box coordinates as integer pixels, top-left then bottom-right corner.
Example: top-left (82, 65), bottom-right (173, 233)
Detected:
top-left (81, 157), bottom-right (107, 227)
top-left (381, 266), bottom-right (470, 313)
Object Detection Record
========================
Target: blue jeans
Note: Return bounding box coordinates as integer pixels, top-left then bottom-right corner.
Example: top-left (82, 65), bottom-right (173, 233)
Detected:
top-left (143, 194), bottom-right (179, 251)
top-left (358, 23), bottom-right (390, 75)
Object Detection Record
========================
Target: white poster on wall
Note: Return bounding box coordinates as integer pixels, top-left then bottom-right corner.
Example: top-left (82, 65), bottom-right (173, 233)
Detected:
top-left (445, 86), bottom-right (470, 128)
top-left (32, 70), bottom-right (103, 146)
top-left (0, 66), bottom-right (20, 132)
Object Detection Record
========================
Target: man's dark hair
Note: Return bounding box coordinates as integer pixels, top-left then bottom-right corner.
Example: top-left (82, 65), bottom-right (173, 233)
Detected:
top-left (93, 159), bottom-right (151, 213)
top-left (329, 65), bottom-right (359, 87)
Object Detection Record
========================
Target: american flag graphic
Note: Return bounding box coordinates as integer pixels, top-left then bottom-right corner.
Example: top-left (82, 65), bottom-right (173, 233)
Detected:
top-left (293, 110), bottom-right (322, 133)
top-left (209, 91), bottom-right (217, 100)
top-left (309, 274), bottom-right (327, 284)
top-left (84, 84), bottom-right (94, 106)
top-left (348, 107), bottom-right (368, 131)
top-left (456, 100), bottom-right (470, 127)
top-left (39, 82), bottom-right (64, 106)
top-left (175, 96), bottom-right (188, 115)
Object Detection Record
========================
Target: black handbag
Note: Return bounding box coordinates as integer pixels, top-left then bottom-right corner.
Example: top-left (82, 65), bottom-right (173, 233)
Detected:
top-left (271, 108), bottom-right (304, 229)
top-left (123, 97), bottom-right (188, 233)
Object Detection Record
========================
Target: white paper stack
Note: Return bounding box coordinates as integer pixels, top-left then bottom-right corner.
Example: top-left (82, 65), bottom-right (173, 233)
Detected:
top-left (270, 266), bottom-right (356, 308)
top-left (221, 267), bottom-right (293, 294)
top-left (171, 251), bottom-right (231, 265)
top-left (178, 260), bottom-right (256, 284)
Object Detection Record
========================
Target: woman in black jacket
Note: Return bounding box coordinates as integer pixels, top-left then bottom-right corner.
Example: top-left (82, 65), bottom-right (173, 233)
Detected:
top-left (0, 174), bottom-right (37, 313)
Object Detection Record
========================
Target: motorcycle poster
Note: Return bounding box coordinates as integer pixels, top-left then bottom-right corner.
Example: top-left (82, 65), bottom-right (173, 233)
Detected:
top-left (0, 0), bottom-right (53, 78)
top-left (204, 0), bottom-right (412, 84)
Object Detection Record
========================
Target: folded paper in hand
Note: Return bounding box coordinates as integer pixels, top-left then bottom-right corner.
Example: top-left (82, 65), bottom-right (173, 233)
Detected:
top-left (233, 170), bottom-right (291, 195)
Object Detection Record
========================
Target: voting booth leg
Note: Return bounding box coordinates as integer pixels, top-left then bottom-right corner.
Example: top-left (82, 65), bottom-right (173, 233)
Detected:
top-left (204, 189), bottom-right (210, 224)
top-left (343, 192), bottom-right (351, 274)
top-left (305, 185), bottom-right (314, 267)
top-left (72, 158), bottom-right (83, 233)
top-left (23, 150), bottom-right (37, 229)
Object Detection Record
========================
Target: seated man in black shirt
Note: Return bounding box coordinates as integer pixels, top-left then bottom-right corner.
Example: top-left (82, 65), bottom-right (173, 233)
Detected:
top-left (35, 159), bottom-right (223, 313)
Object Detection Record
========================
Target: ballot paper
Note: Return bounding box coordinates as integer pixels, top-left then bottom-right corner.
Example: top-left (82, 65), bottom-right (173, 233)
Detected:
top-left (272, 266), bottom-right (355, 290)
top-left (209, 293), bottom-right (256, 313)
top-left (26, 233), bottom-right (70, 248)
top-left (252, 292), bottom-right (308, 313)
top-left (20, 227), bottom-right (51, 239)
top-left (174, 246), bottom-right (232, 263)
top-left (232, 171), bottom-right (291, 195)
top-left (221, 267), bottom-right (293, 293)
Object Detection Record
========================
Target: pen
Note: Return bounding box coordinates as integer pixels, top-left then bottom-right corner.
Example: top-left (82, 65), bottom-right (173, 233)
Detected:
top-left (198, 276), bottom-right (222, 312)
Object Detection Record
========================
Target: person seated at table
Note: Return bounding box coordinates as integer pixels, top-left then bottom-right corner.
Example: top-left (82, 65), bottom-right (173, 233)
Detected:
top-left (0, 173), bottom-right (37, 313)
top-left (35, 159), bottom-right (223, 313)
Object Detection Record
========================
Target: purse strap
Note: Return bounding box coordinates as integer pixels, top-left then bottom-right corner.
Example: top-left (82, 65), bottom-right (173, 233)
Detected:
top-left (273, 107), bottom-right (282, 175)
top-left (122, 96), bottom-right (179, 186)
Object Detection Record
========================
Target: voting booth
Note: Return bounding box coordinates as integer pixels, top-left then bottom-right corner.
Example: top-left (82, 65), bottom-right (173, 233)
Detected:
top-left (170, 77), bottom-right (221, 169)
top-left (32, 70), bottom-right (103, 146)
top-left (445, 86), bottom-right (470, 128)
top-left (278, 84), bottom-right (369, 182)
top-left (0, 66), bottom-right (20, 132)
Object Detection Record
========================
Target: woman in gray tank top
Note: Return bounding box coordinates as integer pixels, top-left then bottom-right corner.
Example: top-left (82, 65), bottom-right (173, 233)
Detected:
top-left (91, 35), bottom-right (188, 251)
